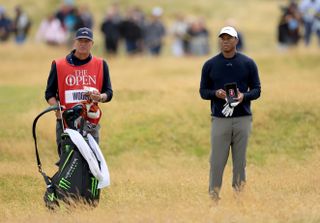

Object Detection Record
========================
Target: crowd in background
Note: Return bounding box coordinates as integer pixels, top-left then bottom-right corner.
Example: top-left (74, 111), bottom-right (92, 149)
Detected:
top-left (100, 4), bottom-right (166, 56)
top-left (0, 1), bottom-right (214, 57)
top-left (0, 0), bottom-right (249, 57)
top-left (100, 3), bottom-right (216, 56)
top-left (36, 3), bottom-right (93, 47)
top-left (3, 0), bottom-right (320, 56)
top-left (278, 0), bottom-right (320, 48)
top-left (0, 5), bottom-right (31, 44)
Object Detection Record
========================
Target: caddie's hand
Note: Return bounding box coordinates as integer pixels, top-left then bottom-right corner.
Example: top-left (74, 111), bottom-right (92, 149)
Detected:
top-left (216, 89), bottom-right (226, 99)
top-left (55, 110), bottom-right (62, 119)
top-left (83, 87), bottom-right (101, 102)
top-left (89, 91), bottom-right (101, 102)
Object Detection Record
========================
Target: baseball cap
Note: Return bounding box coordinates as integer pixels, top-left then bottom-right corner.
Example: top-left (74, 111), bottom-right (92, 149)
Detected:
top-left (75, 27), bottom-right (93, 41)
top-left (218, 26), bottom-right (238, 39)
top-left (152, 7), bottom-right (163, 17)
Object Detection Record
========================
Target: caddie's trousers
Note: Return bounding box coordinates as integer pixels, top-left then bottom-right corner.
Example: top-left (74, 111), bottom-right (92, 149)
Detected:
top-left (209, 116), bottom-right (252, 195)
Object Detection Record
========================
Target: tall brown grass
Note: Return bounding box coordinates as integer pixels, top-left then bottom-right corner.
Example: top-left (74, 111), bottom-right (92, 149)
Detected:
top-left (1, 43), bottom-right (320, 222)
top-left (1, 0), bottom-right (320, 222)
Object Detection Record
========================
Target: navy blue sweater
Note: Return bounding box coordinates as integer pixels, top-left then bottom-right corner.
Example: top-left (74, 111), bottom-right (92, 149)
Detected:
top-left (200, 52), bottom-right (261, 117)
top-left (45, 50), bottom-right (113, 102)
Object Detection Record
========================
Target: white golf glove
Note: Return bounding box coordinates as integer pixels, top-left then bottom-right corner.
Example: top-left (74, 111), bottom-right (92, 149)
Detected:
top-left (222, 99), bottom-right (240, 117)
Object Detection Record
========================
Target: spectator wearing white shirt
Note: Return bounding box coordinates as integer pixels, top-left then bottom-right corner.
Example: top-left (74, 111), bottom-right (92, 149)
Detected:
top-left (299, 0), bottom-right (320, 46)
top-left (36, 14), bottom-right (67, 45)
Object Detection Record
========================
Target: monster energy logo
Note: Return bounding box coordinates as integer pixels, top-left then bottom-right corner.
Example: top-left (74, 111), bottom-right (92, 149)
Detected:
top-left (64, 144), bottom-right (71, 153)
top-left (91, 177), bottom-right (99, 197)
top-left (59, 178), bottom-right (71, 190)
top-left (47, 192), bottom-right (57, 201)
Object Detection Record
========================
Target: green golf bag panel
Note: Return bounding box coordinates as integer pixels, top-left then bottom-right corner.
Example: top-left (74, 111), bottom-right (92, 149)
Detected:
top-left (46, 133), bottom-right (100, 206)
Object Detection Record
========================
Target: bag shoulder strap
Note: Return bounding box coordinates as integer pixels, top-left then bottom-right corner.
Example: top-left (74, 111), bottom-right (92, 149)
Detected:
top-left (32, 105), bottom-right (59, 173)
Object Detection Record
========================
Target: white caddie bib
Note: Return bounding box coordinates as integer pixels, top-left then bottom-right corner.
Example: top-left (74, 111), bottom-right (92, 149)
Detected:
top-left (65, 89), bottom-right (89, 104)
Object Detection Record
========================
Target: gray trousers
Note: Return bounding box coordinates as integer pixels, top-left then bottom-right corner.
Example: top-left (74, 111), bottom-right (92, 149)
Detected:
top-left (209, 116), bottom-right (252, 194)
top-left (56, 119), bottom-right (100, 155)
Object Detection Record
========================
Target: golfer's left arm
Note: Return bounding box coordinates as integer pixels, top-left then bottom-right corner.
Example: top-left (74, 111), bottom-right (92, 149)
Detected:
top-left (242, 60), bottom-right (261, 102)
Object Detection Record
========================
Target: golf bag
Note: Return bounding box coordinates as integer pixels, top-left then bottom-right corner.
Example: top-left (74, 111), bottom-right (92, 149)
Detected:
top-left (32, 104), bottom-right (101, 210)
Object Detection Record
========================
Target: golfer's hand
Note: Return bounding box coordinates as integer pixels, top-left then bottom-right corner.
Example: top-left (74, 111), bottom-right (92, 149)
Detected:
top-left (216, 89), bottom-right (226, 99)
top-left (222, 103), bottom-right (234, 117)
top-left (222, 97), bottom-right (240, 117)
top-left (235, 89), bottom-right (244, 103)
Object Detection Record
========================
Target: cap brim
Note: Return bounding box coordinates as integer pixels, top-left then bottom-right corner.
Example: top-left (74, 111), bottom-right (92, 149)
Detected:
top-left (75, 36), bottom-right (93, 41)
top-left (219, 33), bottom-right (237, 38)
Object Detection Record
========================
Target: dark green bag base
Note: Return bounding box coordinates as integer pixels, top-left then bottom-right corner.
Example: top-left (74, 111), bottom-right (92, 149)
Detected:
top-left (43, 133), bottom-right (100, 210)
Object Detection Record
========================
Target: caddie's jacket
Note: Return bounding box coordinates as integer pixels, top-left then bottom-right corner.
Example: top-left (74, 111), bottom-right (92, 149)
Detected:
top-left (45, 50), bottom-right (113, 107)
top-left (56, 56), bottom-right (103, 109)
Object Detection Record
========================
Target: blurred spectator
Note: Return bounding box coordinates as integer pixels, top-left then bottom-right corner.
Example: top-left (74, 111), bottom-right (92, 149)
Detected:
top-left (79, 4), bottom-right (93, 29)
top-left (170, 14), bottom-right (188, 57)
top-left (131, 6), bottom-right (146, 53)
top-left (119, 8), bottom-right (143, 55)
top-left (0, 6), bottom-right (12, 42)
top-left (101, 5), bottom-right (122, 55)
top-left (64, 0), bottom-right (75, 6)
top-left (187, 18), bottom-right (210, 56)
top-left (278, 1), bottom-right (302, 48)
top-left (12, 5), bottom-right (31, 44)
top-left (55, 2), bottom-right (84, 46)
top-left (36, 14), bottom-right (67, 45)
top-left (72, 8), bottom-right (86, 31)
top-left (299, 0), bottom-right (320, 46)
top-left (236, 32), bottom-right (245, 51)
top-left (144, 7), bottom-right (166, 56)
top-left (131, 6), bottom-right (146, 28)
top-left (314, 8), bottom-right (320, 45)
top-left (64, 8), bottom-right (85, 46)
top-left (55, 2), bottom-right (74, 29)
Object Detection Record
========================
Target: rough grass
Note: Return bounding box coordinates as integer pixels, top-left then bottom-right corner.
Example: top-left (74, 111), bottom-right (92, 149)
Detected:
top-left (1, 0), bottom-right (320, 222)
top-left (1, 43), bottom-right (320, 222)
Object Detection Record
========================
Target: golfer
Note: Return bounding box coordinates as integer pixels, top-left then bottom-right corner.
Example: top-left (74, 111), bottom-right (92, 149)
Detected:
top-left (199, 26), bottom-right (261, 201)
top-left (45, 27), bottom-right (113, 153)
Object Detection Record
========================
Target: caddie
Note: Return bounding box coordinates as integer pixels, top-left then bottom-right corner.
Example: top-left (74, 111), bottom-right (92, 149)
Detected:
top-left (45, 27), bottom-right (113, 152)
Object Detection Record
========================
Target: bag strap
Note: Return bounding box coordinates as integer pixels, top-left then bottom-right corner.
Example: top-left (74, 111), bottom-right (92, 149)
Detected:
top-left (32, 105), bottom-right (59, 174)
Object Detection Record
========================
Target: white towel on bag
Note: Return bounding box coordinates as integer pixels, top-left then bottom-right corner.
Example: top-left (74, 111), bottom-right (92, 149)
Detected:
top-left (64, 128), bottom-right (110, 188)
top-left (87, 134), bottom-right (110, 188)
